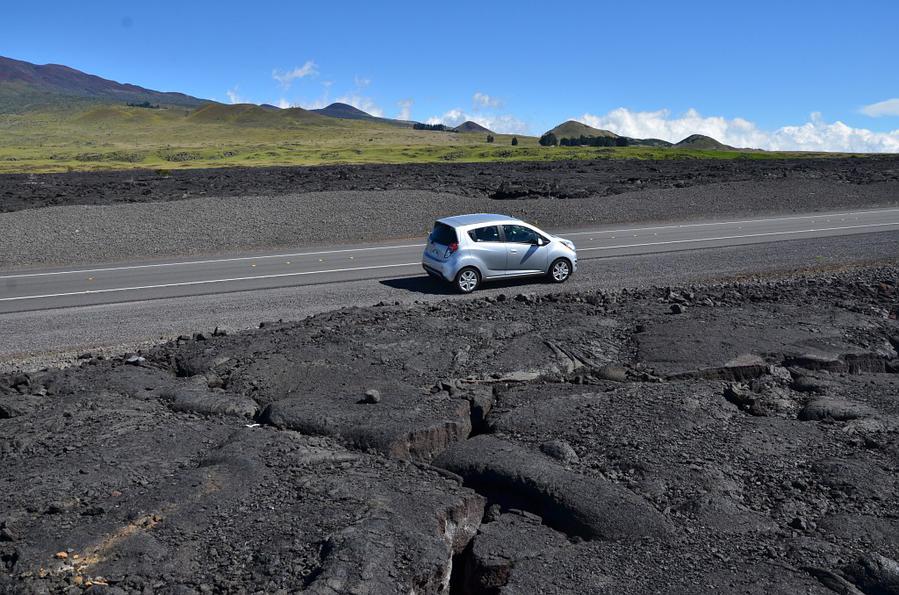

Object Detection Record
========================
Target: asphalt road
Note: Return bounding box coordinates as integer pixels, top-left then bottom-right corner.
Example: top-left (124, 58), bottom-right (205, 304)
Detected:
top-left (2, 207), bottom-right (899, 371)
top-left (2, 207), bottom-right (899, 314)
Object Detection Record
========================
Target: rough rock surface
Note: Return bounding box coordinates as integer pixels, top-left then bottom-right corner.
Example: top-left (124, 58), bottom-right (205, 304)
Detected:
top-left (3, 156), bottom-right (898, 212)
top-left (2, 265), bottom-right (898, 593)
top-left (434, 435), bottom-right (670, 540)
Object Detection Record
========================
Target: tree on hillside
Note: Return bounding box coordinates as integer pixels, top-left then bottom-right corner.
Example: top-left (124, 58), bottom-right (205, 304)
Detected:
top-left (127, 101), bottom-right (159, 109)
top-left (486, 134), bottom-right (495, 143)
top-left (557, 135), bottom-right (630, 147)
top-left (538, 132), bottom-right (558, 146)
top-left (413, 123), bottom-right (447, 131)
top-left (511, 137), bottom-right (519, 146)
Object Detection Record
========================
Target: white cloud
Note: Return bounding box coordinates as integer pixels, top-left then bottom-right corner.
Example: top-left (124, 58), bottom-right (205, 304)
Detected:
top-left (397, 99), bottom-right (413, 121)
top-left (277, 98), bottom-right (291, 109)
top-left (427, 109), bottom-right (465, 127)
top-left (296, 81), bottom-right (333, 110)
top-left (473, 92), bottom-right (503, 109)
top-left (354, 75), bottom-right (372, 88)
top-left (578, 107), bottom-right (899, 153)
top-left (336, 94), bottom-right (384, 117)
top-left (272, 60), bottom-right (318, 88)
top-left (226, 86), bottom-right (245, 104)
top-left (427, 109), bottom-right (528, 134)
top-left (861, 98), bottom-right (899, 117)
top-left (300, 98), bottom-right (329, 110)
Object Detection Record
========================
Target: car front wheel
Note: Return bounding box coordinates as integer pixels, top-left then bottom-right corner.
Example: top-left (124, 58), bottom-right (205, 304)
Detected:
top-left (548, 258), bottom-right (571, 283)
top-left (455, 267), bottom-right (481, 293)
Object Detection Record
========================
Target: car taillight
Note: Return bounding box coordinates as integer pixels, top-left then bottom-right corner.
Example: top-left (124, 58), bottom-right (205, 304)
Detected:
top-left (448, 242), bottom-right (459, 254)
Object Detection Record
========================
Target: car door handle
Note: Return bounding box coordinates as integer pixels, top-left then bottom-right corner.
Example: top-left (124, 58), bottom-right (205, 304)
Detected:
top-left (509, 249), bottom-right (518, 254)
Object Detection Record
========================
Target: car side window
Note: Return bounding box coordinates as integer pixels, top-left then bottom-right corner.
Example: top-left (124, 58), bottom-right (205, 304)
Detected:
top-left (468, 225), bottom-right (501, 242)
top-left (503, 225), bottom-right (539, 244)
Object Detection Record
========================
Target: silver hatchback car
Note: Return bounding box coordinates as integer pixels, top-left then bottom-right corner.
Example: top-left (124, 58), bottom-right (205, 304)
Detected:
top-left (421, 214), bottom-right (577, 293)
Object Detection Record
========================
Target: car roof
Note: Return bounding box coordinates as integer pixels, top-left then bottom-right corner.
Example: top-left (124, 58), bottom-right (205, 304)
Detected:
top-left (436, 213), bottom-right (521, 228)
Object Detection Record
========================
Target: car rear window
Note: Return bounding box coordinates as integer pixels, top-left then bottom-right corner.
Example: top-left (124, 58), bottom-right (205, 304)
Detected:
top-left (468, 225), bottom-right (500, 242)
top-left (429, 222), bottom-right (458, 246)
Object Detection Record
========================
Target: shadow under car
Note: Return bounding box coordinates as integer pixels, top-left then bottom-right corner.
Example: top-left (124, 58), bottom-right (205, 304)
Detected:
top-left (379, 274), bottom-right (552, 295)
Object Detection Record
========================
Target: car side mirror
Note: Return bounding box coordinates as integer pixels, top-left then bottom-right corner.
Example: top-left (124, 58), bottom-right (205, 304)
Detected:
top-left (533, 238), bottom-right (544, 246)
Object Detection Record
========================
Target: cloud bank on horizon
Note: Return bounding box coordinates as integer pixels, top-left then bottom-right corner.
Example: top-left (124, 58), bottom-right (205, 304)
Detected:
top-left (579, 107), bottom-right (899, 153)
top-left (426, 110), bottom-right (528, 135)
top-left (424, 92), bottom-right (527, 134)
top-left (245, 58), bottom-right (899, 151)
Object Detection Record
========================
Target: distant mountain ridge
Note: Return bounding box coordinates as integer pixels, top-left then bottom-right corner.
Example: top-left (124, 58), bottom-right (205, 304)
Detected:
top-left (454, 121), bottom-right (493, 134)
top-left (312, 102), bottom-right (415, 127)
top-left (674, 134), bottom-right (737, 150)
top-left (0, 55), bottom-right (209, 112)
top-left (312, 102), bottom-right (375, 120)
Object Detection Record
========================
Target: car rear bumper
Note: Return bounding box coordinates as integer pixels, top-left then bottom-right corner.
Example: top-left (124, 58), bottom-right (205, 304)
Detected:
top-left (422, 263), bottom-right (455, 282)
top-left (422, 253), bottom-right (455, 281)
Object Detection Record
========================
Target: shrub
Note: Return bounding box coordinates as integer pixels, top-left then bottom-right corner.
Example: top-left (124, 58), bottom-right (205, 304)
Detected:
top-left (127, 101), bottom-right (160, 109)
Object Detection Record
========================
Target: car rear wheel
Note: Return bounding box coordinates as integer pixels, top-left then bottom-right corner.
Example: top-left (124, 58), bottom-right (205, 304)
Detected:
top-left (548, 258), bottom-right (571, 283)
top-left (455, 267), bottom-right (481, 293)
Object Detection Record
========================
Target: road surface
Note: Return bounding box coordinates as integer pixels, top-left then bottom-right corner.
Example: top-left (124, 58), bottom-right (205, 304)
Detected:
top-left (2, 207), bottom-right (899, 370)
top-left (3, 207), bottom-right (898, 314)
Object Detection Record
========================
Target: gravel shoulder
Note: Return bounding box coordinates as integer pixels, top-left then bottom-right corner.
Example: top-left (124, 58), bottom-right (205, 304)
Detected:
top-left (2, 179), bottom-right (897, 270)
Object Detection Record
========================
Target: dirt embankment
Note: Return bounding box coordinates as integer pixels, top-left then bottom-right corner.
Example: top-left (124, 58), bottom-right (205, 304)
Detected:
top-left (2, 265), bottom-right (898, 593)
top-left (2, 156), bottom-right (898, 212)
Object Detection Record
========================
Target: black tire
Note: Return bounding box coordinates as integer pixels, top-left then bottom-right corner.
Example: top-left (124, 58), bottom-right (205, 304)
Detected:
top-left (548, 258), bottom-right (572, 283)
top-left (455, 267), bottom-right (481, 293)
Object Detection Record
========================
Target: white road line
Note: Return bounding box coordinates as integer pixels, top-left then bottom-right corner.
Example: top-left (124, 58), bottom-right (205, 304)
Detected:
top-left (0, 243), bottom-right (425, 280)
top-left (564, 208), bottom-right (899, 236)
top-left (577, 222), bottom-right (899, 252)
top-left (0, 262), bottom-right (421, 302)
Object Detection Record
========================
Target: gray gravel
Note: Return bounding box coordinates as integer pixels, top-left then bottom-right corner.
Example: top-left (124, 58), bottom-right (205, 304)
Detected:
top-left (2, 230), bottom-right (897, 372)
top-left (1, 179), bottom-right (896, 270)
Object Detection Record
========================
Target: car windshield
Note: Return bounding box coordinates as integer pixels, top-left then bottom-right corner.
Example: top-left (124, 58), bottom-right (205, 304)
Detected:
top-left (429, 222), bottom-right (458, 246)
top-left (503, 224), bottom-right (540, 244)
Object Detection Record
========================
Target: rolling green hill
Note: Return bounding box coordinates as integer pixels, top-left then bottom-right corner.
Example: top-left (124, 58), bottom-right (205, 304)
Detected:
top-left (542, 121), bottom-right (677, 148)
top-left (454, 121), bottom-right (493, 133)
top-left (186, 103), bottom-right (334, 127)
top-left (547, 120), bottom-right (619, 139)
top-left (674, 134), bottom-right (737, 150)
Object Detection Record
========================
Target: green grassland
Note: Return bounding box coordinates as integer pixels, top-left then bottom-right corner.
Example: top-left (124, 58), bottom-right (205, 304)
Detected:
top-left (0, 103), bottom-right (860, 173)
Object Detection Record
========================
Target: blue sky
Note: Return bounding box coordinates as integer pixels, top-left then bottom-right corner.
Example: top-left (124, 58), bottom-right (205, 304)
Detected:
top-left (3, 0), bottom-right (898, 150)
